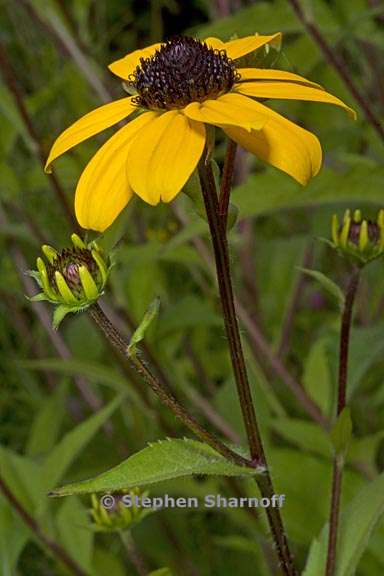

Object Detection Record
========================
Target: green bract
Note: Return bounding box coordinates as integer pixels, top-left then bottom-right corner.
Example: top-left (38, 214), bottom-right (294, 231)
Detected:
top-left (90, 489), bottom-right (153, 532)
top-left (29, 234), bottom-right (110, 328)
top-left (331, 209), bottom-right (384, 266)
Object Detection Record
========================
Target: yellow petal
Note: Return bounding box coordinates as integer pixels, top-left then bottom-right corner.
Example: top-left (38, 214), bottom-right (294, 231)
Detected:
top-left (223, 102), bottom-right (322, 185)
top-left (75, 111), bottom-right (157, 232)
top-left (204, 37), bottom-right (226, 50)
top-left (237, 67), bottom-right (323, 89)
top-left (108, 43), bottom-right (162, 79)
top-left (222, 33), bottom-right (282, 60)
top-left (236, 81), bottom-right (356, 118)
top-left (183, 93), bottom-right (266, 131)
top-left (127, 111), bottom-right (206, 205)
top-left (45, 97), bottom-right (136, 172)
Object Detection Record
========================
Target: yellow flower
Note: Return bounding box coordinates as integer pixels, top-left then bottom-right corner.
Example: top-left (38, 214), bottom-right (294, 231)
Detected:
top-left (45, 34), bottom-right (355, 232)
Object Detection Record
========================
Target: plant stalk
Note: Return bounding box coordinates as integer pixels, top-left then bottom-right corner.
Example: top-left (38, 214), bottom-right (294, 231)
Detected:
top-left (219, 138), bottom-right (237, 228)
top-left (198, 157), bottom-right (296, 576)
top-left (88, 303), bottom-right (254, 470)
top-left (325, 268), bottom-right (360, 576)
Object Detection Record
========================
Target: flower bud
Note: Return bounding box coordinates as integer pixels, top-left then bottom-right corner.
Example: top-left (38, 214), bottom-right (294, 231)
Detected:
top-left (331, 209), bottom-right (384, 265)
top-left (90, 488), bottom-right (153, 532)
top-left (29, 234), bottom-right (110, 328)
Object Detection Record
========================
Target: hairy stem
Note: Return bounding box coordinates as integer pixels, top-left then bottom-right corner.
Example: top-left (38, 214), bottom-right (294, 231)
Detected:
top-left (198, 158), bottom-right (296, 576)
top-left (326, 269), bottom-right (360, 576)
top-left (0, 475), bottom-right (87, 576)
top-left (88, 303), bottom-right (254, 469)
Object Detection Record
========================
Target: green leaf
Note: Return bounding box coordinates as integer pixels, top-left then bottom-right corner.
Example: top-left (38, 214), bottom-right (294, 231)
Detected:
top-left (303, 338), bottom-right (333, 416)
top-left (50, 439), bottom-right (259, 496)
top-left (271, 418), bottom-right (332, 458)
top-left (330, 408), bottom-right (353, 456)
top-left (0, 498), bottom-right (29, 574)
top-left (157, 296), bottom-right (221, 337)
top-left (56, 498), bottom-right (93, 572)
top-left (232, 164), bottom-right (384, 219)
top-left (128, 297), bottom-right (160, 356)
top-left (26, 381), bottom-right (68, 456)
top-left (42, 396), bottom-right (123, 492)
top-left (149, 569), bottom-right (173, 576)
top-left (304, 473), bottom-right (384, 576)
top-left (22, 358), bottom-right (144, 408)
top-left (299, 268), bottom-right (345, 308)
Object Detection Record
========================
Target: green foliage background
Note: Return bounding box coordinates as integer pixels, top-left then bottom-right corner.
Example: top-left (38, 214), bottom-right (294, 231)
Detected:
top-left (1, 0), bottom-right (384, 574)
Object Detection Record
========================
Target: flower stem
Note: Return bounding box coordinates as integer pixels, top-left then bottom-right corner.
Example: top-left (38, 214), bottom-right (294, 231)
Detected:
top-left (219, 138), bottom-right (237, 228)
top-left (198, 158), bottom-right (296, 576)
top-left (325, 268), bottom-right (360, 576)
top-left (119, 530), bottom-right (148, 576)
top-left (88, 303), bottom-right (254, 469)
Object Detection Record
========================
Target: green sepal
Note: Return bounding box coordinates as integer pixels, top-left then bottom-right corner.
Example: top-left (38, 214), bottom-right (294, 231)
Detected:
top-left (183, 170), bottom-right (207, 222)
top-left (127, 297), bottom-right (160, 356)
top-left (330, 407), bottom-right (353, 457)
top-left (27, 292), bottom-right (51, 303)
top-left (91, 249), bottom-right (108, 285)
top-left (205, 126), bottom-right (216, 162)
top-left (78, 265), bottom-right (99, 300)
top-left (55, 271), bottom-right (78, 305)
top-left (27, 270), bottom-right (43, 288)
top-left (71, 233), bottom-right (86, 249)
top-left (52, 304), bottom-right (76, 330)
top-left (37, 257), bottom-right (56, 300)
top-left (41, 245), bottom-right (58, 264)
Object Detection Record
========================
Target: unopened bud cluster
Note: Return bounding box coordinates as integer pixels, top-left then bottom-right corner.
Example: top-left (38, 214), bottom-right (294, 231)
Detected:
top-left (90, 489), bottom-right (152, 532)
top-left (30, 234), bottom-right (110, 327)
top-left (331, 209), bottom-right (384, 265)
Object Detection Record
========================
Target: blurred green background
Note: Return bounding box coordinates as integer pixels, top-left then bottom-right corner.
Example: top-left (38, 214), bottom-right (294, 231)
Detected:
top-left (1, 0), bottom-right (384, 574)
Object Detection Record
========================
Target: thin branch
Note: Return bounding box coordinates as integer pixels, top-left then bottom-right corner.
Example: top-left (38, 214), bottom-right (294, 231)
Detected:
top-left (287, 0), bottom-right (384, 142)
top-left (88, 303), bottom-right (255, 470)
top-left (173, 204), bottom-right (329, 429)
top-left (0, 40), bottom-right (76, 228)
top-left (326, 268), bottom-right (360, 576)
top-left (0, 475), bottom-right (87, 576)
top-left (19, 0), bottom-right (112, 103)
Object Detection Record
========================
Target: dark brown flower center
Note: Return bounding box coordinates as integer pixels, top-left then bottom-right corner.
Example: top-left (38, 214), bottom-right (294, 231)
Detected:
top-left (348, 220), bottom-right (380, 245)
top-left (47, 248), bottom-right (100, 296)
top-left (128, 36), bottom-right (239, 110)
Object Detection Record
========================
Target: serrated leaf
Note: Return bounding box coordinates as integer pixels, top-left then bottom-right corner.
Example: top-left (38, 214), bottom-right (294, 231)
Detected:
top-left (50, 439), bottom-right (260, 497)
top-left (330, 408), bottom-right (353, 456)
top-left (304, 473), bottom-right (384, 576)
top-left (299, 268), bottom-right (345, 308)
